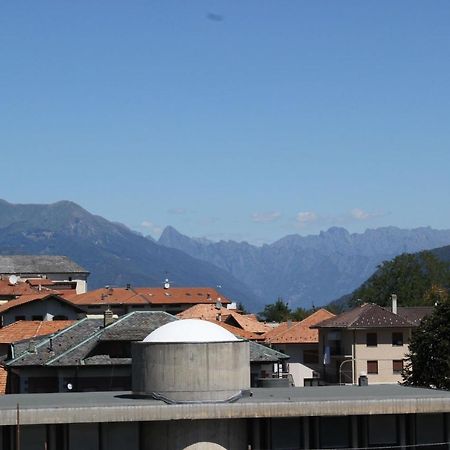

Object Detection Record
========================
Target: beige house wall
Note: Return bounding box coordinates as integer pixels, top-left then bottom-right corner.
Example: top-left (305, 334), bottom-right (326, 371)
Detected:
top-left (318, 327), bottom-right (412, 384)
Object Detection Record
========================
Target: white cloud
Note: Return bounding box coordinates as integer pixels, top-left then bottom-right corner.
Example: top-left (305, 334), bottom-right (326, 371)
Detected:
top-left (167, 208), bottom-right (189, 215)
top-left (351, 208), bottom-right (383, 221)
top-left (296, 211), bottom-right (318, 226)
top-left (251, 211), bottom-right (281, 223)
top-left (141, 220), bottom-right (163, 235)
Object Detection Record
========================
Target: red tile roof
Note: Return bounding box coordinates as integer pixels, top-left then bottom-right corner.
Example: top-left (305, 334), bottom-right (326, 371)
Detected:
top-left (134, 287), bottom-right (230, 305)
top-left (205, 319), bottom-right (263, 340)
top-left (225, 311), bottom-right (272, 334)
top-left (0, 279), bottom-right (39, 297)
top-left (0, 320), bottom-right (75, 344)
top-left (177, 304), bottom-right (233, 320)
top-left (265, 309), bottom-right (335, 344)
top-left (65, 287), bottom-right (230, 306)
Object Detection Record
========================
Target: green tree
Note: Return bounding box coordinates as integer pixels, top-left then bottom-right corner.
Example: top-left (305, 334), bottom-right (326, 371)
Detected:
top-left (349, 251), bottom-right (450, 307)
top-left (258, 298), bottom-right (292, 322)
top-left (403, 300), bottom-right (450, 389)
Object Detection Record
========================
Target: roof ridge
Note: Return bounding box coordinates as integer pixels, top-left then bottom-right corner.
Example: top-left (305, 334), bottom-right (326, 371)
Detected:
top-left (6, 318), bottom-right (90, 365)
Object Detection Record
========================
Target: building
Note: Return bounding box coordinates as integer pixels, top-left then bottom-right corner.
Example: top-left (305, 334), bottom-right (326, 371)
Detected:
top-left (265, 308), bottom-right (335, 386)
top-left (0, 320), bottom-right (448, 449)
top-left (314, 301), bottom-right (433, 384)
top-left (0, 293), bottom-right (85, 327)
top-left (0, 256), bottom-right (89, 294)
top-left (3, 312), bottom-right (288, 394)
top-left (64, 286), bottom-right (231, 316)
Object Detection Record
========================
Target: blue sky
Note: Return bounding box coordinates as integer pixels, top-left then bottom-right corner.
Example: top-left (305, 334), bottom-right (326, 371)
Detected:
top-left (1, 1), bottom-right (450, 244)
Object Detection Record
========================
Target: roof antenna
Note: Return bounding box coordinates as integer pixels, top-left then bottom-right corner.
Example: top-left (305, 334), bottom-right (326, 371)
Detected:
top-left (163, 272), bottom-right (170, 289)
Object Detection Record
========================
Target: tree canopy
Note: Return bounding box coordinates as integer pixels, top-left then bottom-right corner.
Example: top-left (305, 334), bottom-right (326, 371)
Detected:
top-left (258, 298), bottom-right (312, 322)
top-left (349, 251), bottom-right (450, 308)
top-left (403, 299), bottom-right (450, 390)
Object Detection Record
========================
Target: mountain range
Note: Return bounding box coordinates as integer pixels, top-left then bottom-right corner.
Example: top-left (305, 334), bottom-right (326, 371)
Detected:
top-left (158, 225), bottom-right (450, 309)
top-left (0, 200), bottom-right (260, 309)
top-left (2, 199), bottom-right (450, 312)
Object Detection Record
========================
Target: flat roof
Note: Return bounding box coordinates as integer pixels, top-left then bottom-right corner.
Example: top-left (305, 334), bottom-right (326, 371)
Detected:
top-left (1, 385), bottom-right (450, 425)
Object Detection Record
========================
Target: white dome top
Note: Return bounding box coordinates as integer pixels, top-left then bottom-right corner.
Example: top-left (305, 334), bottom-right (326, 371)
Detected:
top-left (143, 319), bottom-right (239, 343)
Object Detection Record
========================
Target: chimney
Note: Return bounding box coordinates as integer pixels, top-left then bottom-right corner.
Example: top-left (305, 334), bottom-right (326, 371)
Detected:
top-left (126, 283), bottom-right (131, 290)
top-left (287, 320), bottom-right (292, 328)
top-left (391, 294), bottom-right (398, 315)
top-left (103, 306), bottom-right (115, 327)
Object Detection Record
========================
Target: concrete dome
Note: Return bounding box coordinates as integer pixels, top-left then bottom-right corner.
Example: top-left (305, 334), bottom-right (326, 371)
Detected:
top-left (143, 319), bottom-right (239, 343)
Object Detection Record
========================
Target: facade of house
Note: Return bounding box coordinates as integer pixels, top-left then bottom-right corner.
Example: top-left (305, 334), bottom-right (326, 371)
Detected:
top-left (314, 303), bottom-right (433, 384)
top-left (0, 255), bottom-right (89, 294)
top-left (265, 309), bottom-right (335, 386)
top-left (0, 294), bottom-right (85, 327)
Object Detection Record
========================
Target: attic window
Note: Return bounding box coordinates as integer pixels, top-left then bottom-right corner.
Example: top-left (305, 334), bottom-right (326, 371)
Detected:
top-left (185, 293), bottom-right (191, 296)
top-left (197, 293), bottom-right (203, 296)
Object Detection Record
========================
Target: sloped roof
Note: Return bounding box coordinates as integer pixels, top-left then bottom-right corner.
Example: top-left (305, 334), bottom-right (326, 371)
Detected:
top-left (0, 256), bottom-right (88, 274)
top-left (65, 288), bottom-right (147, 305)
top-left (265, 309), bottom-right (335, 344)
top-left (6, 311), bottom-right (284, 367)
top-left (388, 306), bottom-right (434, 326)
top-left (64, 287), bottom-right (230, 306)
top-left (0, 279), bottom-right (40, 297)
top-left (206, 320), bottom-right (265, 341)
top-left (177, 304), bottom-right (233, 321)
top-left (0, 293), bottom-right (84, 314)
top-left (7, 312), bottom-right (178, 367)
top-left (249, 342), bottom-right (290, 362)
top-left (314, 303), bottom-right (417, 329)
top-left (0, 320), bottom-right (74, 344)
top-left (134, 287), bottom-right (230, 305)
top-left (225, 312), bottom-right (272, 334)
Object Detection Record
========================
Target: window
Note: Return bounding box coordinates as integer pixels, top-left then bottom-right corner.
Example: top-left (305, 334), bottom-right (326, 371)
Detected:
top-left (366, 333), bottom-right (377, 347)
top-left (32, 315), bottom-right (43, 321)
top-left (15, 315), bottom-right (26, 321)
top-left (393, 360), bottom-right (404, 373)
top-left (392, 332), bottom-right (403, 346)
top-left (367, 360), bottom-right (378, 374)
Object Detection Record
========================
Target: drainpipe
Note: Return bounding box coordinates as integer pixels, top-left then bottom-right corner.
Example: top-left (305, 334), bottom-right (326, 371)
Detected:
top-left (352, 330), bottom-right (356, 384)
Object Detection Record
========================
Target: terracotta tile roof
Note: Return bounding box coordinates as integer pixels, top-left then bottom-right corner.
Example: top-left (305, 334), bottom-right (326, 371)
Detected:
top-left (203, 319), bottom-right (263, 340)
top-left (0, 293), bottom-right (83, 314)
top-left (0, 320), bottom-right (75, 344)
top-left (134, 287), bottom-right (230, 305)
top-left (313, 303), bottom-right (416, 329)
top-left (263, 321), bottom-right (300, 341)
top-left (0, 279), bottom-right (39, 297)
top-left (0, 366), bottom-right (7, 395)
top-left (177, 304), bottom-right (233, 320)
top-left (225, 311), bottom-right (272, 334)
top-left (65, 287), bottom-right (230, 306)
top-left (26, 278), bottom-right (55, 287)
top-left (64, 288), bottom-right (146, 305)
top-left (265, 309), bottom-right (335, 344)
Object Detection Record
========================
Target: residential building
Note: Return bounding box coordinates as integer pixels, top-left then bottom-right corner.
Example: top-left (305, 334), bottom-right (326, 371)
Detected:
top-left (314, 302), bottom-right (433, 384)
top-left (64, 286), bottom-right (231, 316)
top-left (265, 308), bottom-right (335, 386)
top-left (3, 311), bottom-right (288, 393)
top-left (0, 255), bottom-right (89, 294)
top-left (0, 293), bottom-right (85, 327)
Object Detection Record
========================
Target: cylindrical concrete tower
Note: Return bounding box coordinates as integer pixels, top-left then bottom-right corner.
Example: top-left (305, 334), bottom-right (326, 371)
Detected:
top-left (132, 319), bottom-right (250, 403)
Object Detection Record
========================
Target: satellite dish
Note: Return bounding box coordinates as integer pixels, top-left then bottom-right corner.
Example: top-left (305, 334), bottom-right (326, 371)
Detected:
top-left (8, 275), bottom-right (18, 285)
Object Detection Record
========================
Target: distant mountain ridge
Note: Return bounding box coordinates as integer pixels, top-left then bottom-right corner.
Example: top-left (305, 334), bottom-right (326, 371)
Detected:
top-left (0, 200), bottom-right (260, 310)
top-left (158, 225), bottom-right (450, 308)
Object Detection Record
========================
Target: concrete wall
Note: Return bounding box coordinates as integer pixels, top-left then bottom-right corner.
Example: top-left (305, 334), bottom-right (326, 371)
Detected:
top-left (132, 341), bottom-right (250, 402)
top-left (142, 419), bottom-right (247, 450)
